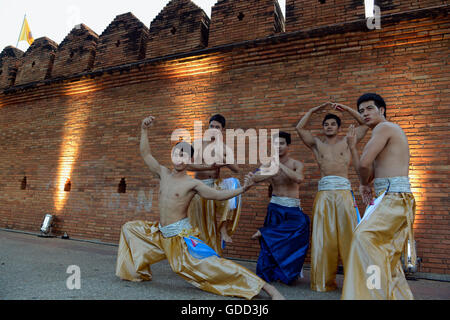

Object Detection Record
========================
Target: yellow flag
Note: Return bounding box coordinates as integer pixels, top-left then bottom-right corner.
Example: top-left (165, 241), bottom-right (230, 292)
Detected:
top-left (18, 16), bottom-right (34, 45)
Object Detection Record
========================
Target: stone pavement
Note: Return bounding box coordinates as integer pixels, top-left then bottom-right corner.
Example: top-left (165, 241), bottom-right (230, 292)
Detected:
top-left (1, 229), bottom-right (449, 300)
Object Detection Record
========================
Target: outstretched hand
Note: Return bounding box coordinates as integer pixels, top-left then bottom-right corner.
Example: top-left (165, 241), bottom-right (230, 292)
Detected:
top-left (243, 172), bottom-right (255, 190)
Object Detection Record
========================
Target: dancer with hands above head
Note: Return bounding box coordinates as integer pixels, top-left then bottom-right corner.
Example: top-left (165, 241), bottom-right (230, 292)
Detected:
top-left (295, 101), bottom-right (368, 292)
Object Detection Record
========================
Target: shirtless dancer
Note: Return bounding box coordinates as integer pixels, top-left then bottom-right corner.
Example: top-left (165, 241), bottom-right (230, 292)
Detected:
top-left (187, 114), bottom-right (241, 255)
top-left (342, 93), bottom-right (416, 300)
top-left (250, 132), bottom-right (310, 285)
top-left (296, 102), bottom-right (369, 292)
top-left (115, 116), bottom-right (284, 300)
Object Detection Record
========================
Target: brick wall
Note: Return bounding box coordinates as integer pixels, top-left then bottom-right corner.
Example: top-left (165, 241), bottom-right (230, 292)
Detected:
top-left (209, 0), bottom-right (285, 46)
top-left (286, 0), bottom-right (448, 31)
top-left (0, 46), bottom-right (23, 89)
top-left (93, 12), bottom-right (149, 70)
top-left (51, 24), bottom-right (98, 78)
top-left (0, 1), bottom-right (449, 275)
top-left (147, 0), bottom-right (210, 58)
top-left (14, 37), bottom-right (58, 86)
top-left (286, 0), bottom-right (364, 30)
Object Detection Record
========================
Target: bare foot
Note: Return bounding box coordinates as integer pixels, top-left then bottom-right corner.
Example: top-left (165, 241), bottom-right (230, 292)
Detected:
top-left (251, 230), bottom-right (261, 240)
top-left (262, 283), bottom-right (285, 300)
top-left (220, 225), bottom-right (233, 244)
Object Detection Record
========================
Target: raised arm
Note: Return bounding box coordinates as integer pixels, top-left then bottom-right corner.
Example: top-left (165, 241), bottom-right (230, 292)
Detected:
top-left (140, 116), bottom-right (165, 179)
top-left (346, 125), bottom-right (361, 180)
top-left (332, 102), bottom-right (369, 143)
top-left (295, 102), bottom-right (330, 148)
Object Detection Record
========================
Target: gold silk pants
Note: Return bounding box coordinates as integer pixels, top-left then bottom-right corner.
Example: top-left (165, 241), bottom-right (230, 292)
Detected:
top-left (310, 190), bottom-right (359, 292)
top-left (188, 178), bottom-right (241, 255)
top-left (115, 220), bottom-right (265, 300)
top-left (341, 192), bottom-right (416, 300)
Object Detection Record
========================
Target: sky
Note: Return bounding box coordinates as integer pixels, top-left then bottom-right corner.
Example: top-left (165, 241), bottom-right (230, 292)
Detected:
top-left (0, 0), bottom-right (286, 53)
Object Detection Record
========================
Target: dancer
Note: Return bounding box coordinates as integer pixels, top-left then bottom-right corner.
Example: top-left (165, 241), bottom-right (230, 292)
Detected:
top-left (187, 114), bottom-right (241, 255)
top-left (250, 131), bottom-right (310, 285)
top-left (116, 115), bottom-right (284, 300)
top-left (342, 93), bottom-right (416, 300)
top-left (295, 102), bottom-right (368, 292)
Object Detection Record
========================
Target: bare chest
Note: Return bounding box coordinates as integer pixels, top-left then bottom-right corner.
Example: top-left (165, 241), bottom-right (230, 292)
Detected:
top-left (315, 140), bottom-right (350, 163)
top-left (159, 177), bottom-right (192, 202)
top-left (271, 160), bottom-right (296, 185)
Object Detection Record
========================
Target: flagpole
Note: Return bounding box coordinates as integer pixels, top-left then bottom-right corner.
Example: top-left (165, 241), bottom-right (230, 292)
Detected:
top-left (16, 14), bottom-right (26, 47)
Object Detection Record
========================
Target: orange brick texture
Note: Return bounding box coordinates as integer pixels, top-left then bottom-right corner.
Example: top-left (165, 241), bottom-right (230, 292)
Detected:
top-left (0, 1), bottom-right (449, 275)
top-left (52, 24), bottom-right (99, 78)
top-left (147, 0), bottom-right (210, 58)
top-left (0, 46), bottom-right (23, 88)
top-left (93, 12), bottom-right (149, 70)
top-left (286, 0), bottom-right (448, 31)
top-left (209, 0), bottom-right (285, 46)
top-left (14, 37), bottom-right (58, 86)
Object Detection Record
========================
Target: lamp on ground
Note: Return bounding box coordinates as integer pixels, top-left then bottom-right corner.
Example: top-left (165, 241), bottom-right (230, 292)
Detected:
top-left (402, 240), bottom-right (421, 280)
top-left (39, 214), bottom-right (55, 238)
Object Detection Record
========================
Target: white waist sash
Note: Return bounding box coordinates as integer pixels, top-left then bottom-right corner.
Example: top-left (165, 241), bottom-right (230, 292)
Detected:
top-left (318, 175), bottom-right (352, 191)
top-left (270, 195), bottom-right (301, 208)
top-left (158, 218), bottom-right (192, 238)
top-left (359, 176), bottom-right (412, 226)
top-left (374, 176), bottom-right (411, 195)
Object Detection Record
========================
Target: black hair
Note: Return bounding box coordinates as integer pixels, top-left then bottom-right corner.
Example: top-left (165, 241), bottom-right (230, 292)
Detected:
top-left (357, 93), bottom-right (386, 117)
top-left (274, 131), bottom-right (291, 145)
top-left (209, 114), bottom-right (226, 128)
top-left (174, 141), bottom-right (194, 158)
top-left (322, 113), bottom-right (341, 128)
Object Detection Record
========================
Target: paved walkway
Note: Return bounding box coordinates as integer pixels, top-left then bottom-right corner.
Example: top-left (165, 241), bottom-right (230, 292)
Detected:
top-left (1, 229), bottom-right (449, 300)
